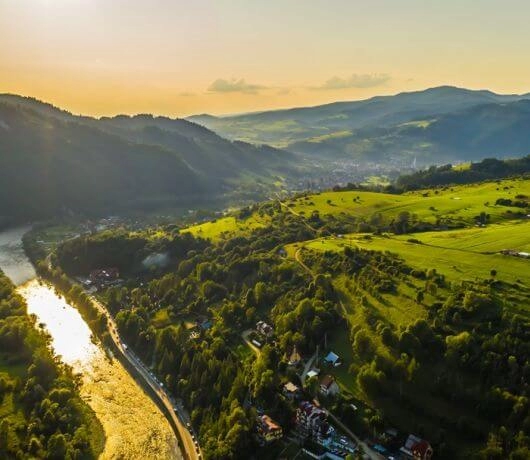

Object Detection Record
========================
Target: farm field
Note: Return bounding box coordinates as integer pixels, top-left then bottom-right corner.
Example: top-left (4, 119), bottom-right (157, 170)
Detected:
top-left (295, 223), bottom-right (530, 285)
top-left (182, 215), bottom-right (269, 241)
top-left (182, 178), bottom-right (530, 242)
top-left (287, 177), bottom-right (530, 224)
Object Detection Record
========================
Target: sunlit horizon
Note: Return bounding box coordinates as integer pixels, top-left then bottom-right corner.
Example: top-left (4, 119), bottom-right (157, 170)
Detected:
top-left (2, 0), bottom-right (530, 117)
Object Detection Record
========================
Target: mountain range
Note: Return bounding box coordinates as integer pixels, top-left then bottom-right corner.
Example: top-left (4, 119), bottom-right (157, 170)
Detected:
top-left (3, 86), bottom-right (530, 224)
top-left (0, 95), bottom-right (297, 223)
top-left (188, 86), bottom-right (530, 165)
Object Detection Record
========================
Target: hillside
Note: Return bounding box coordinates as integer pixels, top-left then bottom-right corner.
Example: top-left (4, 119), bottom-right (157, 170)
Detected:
top-left (396, 156), bottom-right (530, 189)
top-left (290, 99), bottom-right (530, 165)
top-left (0, 102), bottom-right (203, 221)
top-left (36, 176), bottom-right (530, 459)
top-left (189, 86), bottom-right (530, 166)
top-left (0, 95), bottom-right (299, 224)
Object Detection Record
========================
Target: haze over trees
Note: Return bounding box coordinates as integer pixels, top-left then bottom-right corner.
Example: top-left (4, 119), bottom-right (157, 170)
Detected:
top-left (190, 86), bottom-right (530, 165)
top-left (0, 95), bottom-right (298, 225)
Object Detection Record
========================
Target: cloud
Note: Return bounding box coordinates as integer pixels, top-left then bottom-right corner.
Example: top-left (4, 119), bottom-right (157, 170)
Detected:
top-left (208, 78), bottom-right (267, 94)
top-left (316, 73), bottom-right (391, 90)
top-left (276, 87), bottom-right (292, 96)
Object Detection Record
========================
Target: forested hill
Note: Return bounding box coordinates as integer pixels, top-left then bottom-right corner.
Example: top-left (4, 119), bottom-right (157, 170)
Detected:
top-left (189, 86), bottom-right (530, 165)
top-left (396, 156), bottom-right (530, 189)
top-left (0, 95), bottom-right (297, 224)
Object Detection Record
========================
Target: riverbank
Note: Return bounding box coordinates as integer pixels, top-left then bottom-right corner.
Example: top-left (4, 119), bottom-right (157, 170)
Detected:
top-left (0, 227), bottom-right (181, 460)
top-left (23, 226), bottom-right (200, 460)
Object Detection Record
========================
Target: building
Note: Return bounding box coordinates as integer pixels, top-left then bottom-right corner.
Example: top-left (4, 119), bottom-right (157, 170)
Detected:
top-left (399, 434), bottom-right (433, 460)
top-left (89, 267), bottom-right (119, 283)
top-left (296, 401), bottom-right (335, 441)
top-left (283, 381), bottom-right (302, 400)
top-left (256, 320), bottom-right (274, 338)
top-left (324, 351), bottom-right (341, 367)
top-left (288, 345), bottom-right (302, 366)
top-left (89, 267), bottom-right (120, 288)
top-left (307, 369), bottom-right (320, 380)
top-left (195, 316), bottom-right (213, 330)
top-left (256, 414), bottom-right (282, 443)
top-left (319, 375), bottom-right (340, 396)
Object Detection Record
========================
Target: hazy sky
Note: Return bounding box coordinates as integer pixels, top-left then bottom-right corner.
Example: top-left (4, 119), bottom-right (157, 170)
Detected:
top-left (1, 0), bottom-right (530, 117)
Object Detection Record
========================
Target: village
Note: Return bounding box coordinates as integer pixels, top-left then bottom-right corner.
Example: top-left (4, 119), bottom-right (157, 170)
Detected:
top-left (77, 261), bottom-right (435, 460)
top-left (78, 265), bottom-right (436, 460)
top-left (242, 319), bottom-right (434, 460)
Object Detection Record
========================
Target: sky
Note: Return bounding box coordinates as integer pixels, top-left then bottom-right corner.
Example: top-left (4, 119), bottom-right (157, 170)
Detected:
top-left (1, 0), bottom-right (530, 117)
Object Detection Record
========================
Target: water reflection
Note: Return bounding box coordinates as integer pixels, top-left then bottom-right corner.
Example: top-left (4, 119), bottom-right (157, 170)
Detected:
top-left (0, 225), bottom-right (35, 285)
top-left (20, 281), bottom-right (99, 367)
top-left (0, 227), bottom-right (181, 460)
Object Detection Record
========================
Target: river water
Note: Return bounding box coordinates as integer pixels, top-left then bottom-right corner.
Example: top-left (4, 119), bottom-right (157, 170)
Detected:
top-left (0, 227), bottom-right (182, 460)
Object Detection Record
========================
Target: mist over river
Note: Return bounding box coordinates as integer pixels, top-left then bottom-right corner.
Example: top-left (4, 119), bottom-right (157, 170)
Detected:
top-left (0, 227), bottom-right (182, 460)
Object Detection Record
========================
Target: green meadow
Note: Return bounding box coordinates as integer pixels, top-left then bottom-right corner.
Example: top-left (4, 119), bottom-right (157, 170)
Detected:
top-left (288, 178), bottom-right (530, 224)
top-left (298, 221), bottom-right (530, 286)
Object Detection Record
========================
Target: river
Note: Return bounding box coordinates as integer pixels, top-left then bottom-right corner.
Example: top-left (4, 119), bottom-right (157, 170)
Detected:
top-left (0, 226), bottom-right (182, 460)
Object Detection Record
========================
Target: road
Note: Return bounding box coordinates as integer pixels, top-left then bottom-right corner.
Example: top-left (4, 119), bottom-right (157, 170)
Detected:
top-left (294, 247), bottom-right (315, 278)
top-left (299, 351), bottom-right (317, 385)
top-left (241, 329), bottom-right (261, 356)
top-left (274, 193), bottom-right (317, 234)
top-left (90, 296), bottom-right (201, 460)
top-left (326, 411), bottom-right (383, 460)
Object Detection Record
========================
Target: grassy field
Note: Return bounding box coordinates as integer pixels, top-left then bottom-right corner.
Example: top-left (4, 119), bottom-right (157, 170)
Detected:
top-left (294, 223), bottom-right (530, 285)
top-left (288, 177), bottom-right (530, 224)
top-left (165, 177), bottom-right (530, 456)
top-left (181, 177), bottom-right (530, 243)
top-left (288, 221), bottom-right (530, 320)
top-left (182, 215), bottom-right (269, 241)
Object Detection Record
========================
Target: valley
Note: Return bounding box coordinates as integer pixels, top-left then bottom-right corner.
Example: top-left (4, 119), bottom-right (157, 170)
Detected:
top-left (22, 175), bottom-right (530, 459)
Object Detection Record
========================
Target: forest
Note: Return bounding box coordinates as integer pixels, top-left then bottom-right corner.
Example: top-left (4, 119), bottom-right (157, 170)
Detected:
top-left (0, 272), bottom-right (102, 459)
top-left (30, 178), bottom-right (529, 459)
top-left (396, 156), bottom-right (530, 190)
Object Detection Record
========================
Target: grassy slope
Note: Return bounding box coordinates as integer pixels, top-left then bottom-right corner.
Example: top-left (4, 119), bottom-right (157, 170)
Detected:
top-left (182, 177), bottom-right (530, 240)
top-left (289, 178), bottom-right (530, 224)
top-left (180, 178), bottom-right (530, 455)
top-left (290, 220), bottom-right (530, 320)
top-left (182, 214), bottom-right (271, 241)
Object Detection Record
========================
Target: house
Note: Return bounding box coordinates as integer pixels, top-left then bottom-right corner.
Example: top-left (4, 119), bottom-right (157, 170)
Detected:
top-left (319, 375), bottom-right (340, 396)
top-left (296, 401), bottom-right (335, 441)
top-left (256, 320), bottom-right (274, 338)
top-left (323, 351), bottom-right (341, 367)
top-left (283, 381), bottom-right (302, 400)
top-left (256, 414), bottom-right (282, 443)
top-left (307, 369), bottom-right (320, 380)
top-left (288, 345), bottom-right (301, 366)
top-left (399, 434), bottom-right (433, 460)
top-left (89, 267), bottom-right (120, 285)
top-left (195, 317), bottom-right (213, 330)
